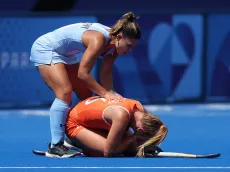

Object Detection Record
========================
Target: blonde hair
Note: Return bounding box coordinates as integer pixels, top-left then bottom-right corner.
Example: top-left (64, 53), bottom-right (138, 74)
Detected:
top-left (110, 12), bottom-right (141, 39)
top-left (136, 111), bottom-right (168, 157)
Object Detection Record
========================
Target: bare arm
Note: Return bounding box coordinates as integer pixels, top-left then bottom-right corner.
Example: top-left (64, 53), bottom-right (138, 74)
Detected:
top-left (120, 130), bottom-right (137, 156)
top-left (114, 131), bottom-right (137, 157)
top-left (78, 31), bottom-right (108, 97)
top-left (103, 108), bottom-right (130, 157)
top-left (99, 52), bottom-right (117, 91)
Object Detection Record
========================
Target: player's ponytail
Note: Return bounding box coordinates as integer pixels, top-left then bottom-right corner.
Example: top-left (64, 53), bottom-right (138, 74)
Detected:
top-left (121, 12), bottom-right (137, 22)
top-left (136, 113), bottom-right (168, 157)
top-left (110, 12), bottom-right (141, 39)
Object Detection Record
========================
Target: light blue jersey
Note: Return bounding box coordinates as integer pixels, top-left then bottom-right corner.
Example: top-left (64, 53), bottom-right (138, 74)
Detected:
top-left (30, 23), bottom-right (112, 66)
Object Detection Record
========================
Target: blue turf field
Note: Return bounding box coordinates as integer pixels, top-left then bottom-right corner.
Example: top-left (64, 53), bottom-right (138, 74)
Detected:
top-left (0, 103), bottom-right (230, 172)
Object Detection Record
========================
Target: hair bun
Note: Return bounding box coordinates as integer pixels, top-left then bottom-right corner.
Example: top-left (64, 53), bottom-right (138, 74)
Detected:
top-left (122, 12), bottom-right (137, 22)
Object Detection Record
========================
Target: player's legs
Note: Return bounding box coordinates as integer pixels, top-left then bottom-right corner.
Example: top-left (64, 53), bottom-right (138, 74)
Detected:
top-left (37, 63), bottom-right (74, 158)
top-left (66, 119), bottom-right (137, 157)
top-left (66, 63), bottom-right (93, 101)
top-left (68, 128), bottom-right (136, 157)
top-left (38, 63), bottom-right (72, 102)
top-left (69, 128), bottom-right (108, 156)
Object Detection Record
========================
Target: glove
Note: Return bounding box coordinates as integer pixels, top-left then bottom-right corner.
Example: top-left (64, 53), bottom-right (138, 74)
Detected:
top-left (144, 145), bottom-right (163, 157)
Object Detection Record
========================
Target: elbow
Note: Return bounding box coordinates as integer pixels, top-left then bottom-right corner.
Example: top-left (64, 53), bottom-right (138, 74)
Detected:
top-left (103, 150), bottom-right (113, 158)
top-left (103, 146), bottom-right (113, 157)
top-left (78, 71), bottom-right (88, 81)
top-left (103, 151), bottom-right (111, 157)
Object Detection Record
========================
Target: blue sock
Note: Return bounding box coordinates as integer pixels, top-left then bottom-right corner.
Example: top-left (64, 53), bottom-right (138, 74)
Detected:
top-left (50, 98), bottom-right (69, 147)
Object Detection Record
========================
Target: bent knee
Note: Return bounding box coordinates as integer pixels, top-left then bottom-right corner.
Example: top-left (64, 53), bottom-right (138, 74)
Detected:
top-left (55, 84), bottom-right (73, 102)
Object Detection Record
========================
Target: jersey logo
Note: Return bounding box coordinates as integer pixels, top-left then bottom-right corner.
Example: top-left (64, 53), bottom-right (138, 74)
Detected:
top-left (85, 99), bottom-right (99, 105)
top-left (81, 23), bottom-right (92, 29)
top-left (85, 97), bottom-right (106, 105)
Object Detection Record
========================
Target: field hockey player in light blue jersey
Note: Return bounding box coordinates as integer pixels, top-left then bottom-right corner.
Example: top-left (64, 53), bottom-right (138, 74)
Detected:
top-left (30, 12), bottom-right (141, 158)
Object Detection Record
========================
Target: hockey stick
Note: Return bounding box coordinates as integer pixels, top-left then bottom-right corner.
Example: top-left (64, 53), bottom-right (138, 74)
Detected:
top-left (150, 152), bottom-right (221, 158)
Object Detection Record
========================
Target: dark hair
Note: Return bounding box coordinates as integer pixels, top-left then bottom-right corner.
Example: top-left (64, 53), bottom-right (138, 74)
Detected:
top-left (110, 12), bottom-right (141, 39)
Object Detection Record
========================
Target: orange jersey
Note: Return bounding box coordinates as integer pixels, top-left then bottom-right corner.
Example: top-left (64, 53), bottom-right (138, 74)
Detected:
top-left (66, 96), bottom-right (143, 137)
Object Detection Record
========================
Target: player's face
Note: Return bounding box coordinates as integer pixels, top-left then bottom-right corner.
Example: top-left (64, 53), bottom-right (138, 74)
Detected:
top-left (115, 34), bottom-right (138, 55)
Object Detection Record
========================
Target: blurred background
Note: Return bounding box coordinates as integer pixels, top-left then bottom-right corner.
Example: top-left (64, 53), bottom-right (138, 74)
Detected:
top-left (0, 0), bottom-right (230, 108)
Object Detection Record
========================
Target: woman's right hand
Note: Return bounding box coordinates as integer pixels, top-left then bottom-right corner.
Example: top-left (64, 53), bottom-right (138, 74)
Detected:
top-left (103, 91), bottom-right (124, 103)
